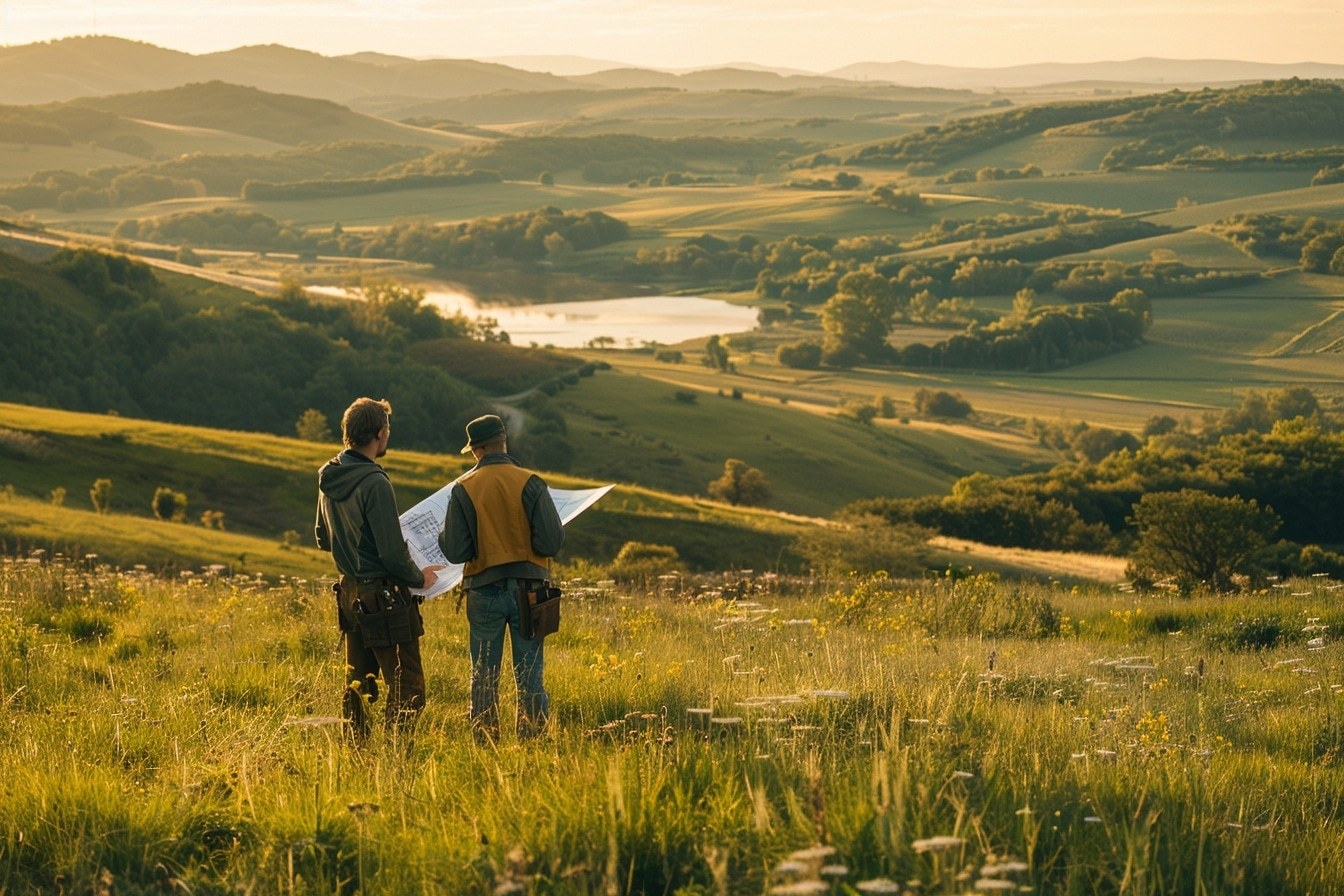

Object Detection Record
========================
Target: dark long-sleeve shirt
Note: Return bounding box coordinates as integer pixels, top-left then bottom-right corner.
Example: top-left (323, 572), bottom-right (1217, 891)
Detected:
top-left (439, 453), bottom-right (564, 588)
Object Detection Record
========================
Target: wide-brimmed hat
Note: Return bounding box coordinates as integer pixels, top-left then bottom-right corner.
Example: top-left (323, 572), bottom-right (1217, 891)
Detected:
top-left (461, 414), bottom-right (506, 454)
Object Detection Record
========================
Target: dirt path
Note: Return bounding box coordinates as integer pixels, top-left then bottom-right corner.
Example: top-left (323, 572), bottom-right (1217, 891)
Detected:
top-left (929, 535), bottom-right (1129, 584)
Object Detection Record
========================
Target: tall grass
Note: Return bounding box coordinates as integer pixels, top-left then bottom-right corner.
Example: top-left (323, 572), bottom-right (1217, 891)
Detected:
top-left (2, 556), bottom-right (1343, 894)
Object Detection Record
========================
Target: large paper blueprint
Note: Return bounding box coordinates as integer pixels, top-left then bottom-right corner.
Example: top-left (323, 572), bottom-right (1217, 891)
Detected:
top-left (400, 482), bottom-right (613, 599)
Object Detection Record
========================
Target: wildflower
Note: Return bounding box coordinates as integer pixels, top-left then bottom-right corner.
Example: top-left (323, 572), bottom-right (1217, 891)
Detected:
top-left (974, 880), bottom-right (1017, 891)
top-left (981, 861), bottom-right (1029, 876)
top-left (1084, 816), bottom-right (1102, 823)
top-left (952, 770), bottom-right (975, 779)
top-left (912, 836), bottom-right (966, 853)
top-left (855, 879), bottom-right (903, 894)
top-left (282, 715), bottom-right (347, 729)
top-left (770, 883), bottom-right (829, 895)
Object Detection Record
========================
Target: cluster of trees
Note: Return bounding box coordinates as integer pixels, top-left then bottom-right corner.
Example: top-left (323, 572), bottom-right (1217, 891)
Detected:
top-left (1079, 79), bottom-right (1344, 143)
top-left (352, 206), bottom-right (630, 266)
top-left (903, 207), bottom-right (1117, 250)
top-left (389, 134), bottom-right (804, 184)
top-left (844, 94), bottom-right (1154, 168)
top-left (0, 141), bottom-right (437, 211)
top-left (786, 171), bottom-right (863, 190)
top-left (866, 186), bottom-right (927, 212)
top-left (112, 206), bottom-right (631, 266)
top-left (1209, 213), bottom-right (1344, 276)
top-left (847, 388), bottom-right (1344, 587)
top-left (0, 168), bottom-right (206, 212)
top-left (751, 224), bottom-right (1243, 311)
top-left (840, 80), bottom-right (1344, 176)
top-left (1, 247), bottom-right (492, 452)
top-left (824, 285), bottom-right (1149, 370)
top-left (1107, 143), bottom-right (1344, 174)
top-left (113, 209), bottom-right (312, 252)
top-left (627, 233), bottom-right (765, 288)
top-left (935, 164), bottom-right (1042, 184)
top-left (1312, 163), bottom-right (1344, 185)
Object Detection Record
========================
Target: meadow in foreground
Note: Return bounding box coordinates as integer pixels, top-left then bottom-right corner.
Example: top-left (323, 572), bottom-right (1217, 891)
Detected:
top-left (2, 555), bottom-right (1343, 895)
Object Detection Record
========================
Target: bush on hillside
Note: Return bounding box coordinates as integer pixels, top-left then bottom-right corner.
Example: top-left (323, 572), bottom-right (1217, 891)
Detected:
top-left (608, 541), bottom-right (685, 585)
top-left (913, 389), bottom-right (972, 418)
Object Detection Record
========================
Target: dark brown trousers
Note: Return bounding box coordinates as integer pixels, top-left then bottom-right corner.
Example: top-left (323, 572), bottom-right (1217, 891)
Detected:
top-left (337, 578), bottom-right (426, 741)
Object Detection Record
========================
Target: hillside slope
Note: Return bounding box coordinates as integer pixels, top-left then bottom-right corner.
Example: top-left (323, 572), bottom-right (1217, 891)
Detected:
top-left (0, 401), bottom-right (814, 575)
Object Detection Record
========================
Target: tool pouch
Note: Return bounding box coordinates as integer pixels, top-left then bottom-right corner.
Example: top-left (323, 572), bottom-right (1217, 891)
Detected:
top-left (516, 580), bottom-right (562, 641)
top-left (340, 578), bottom-right (424, 648)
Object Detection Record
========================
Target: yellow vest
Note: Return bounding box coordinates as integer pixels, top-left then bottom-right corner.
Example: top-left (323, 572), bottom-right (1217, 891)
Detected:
top-left (458, 463), bottom-right (551, 577)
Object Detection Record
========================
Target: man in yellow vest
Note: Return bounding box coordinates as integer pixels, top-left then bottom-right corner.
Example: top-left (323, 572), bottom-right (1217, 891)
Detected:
top-left (439, 414), bottom-right (564, 741)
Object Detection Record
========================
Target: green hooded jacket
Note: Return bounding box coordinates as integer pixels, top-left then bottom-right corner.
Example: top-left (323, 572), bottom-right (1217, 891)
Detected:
top-left (314, 449), bottom-right (424, 586)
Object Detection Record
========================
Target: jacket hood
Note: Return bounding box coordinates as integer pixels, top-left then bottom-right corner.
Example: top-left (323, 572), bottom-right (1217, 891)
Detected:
top-left (318, 451), bottom-right (387, 501)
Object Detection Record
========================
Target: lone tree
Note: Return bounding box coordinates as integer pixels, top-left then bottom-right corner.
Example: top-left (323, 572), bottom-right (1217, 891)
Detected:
top-left (295, 408), bottom-right (333, 442)
top-left (704, 334), bottom-right (731, 372)
top-left (708, 458), bottom-right (772, 507)
top-left (152, 486), bottom-right (188, 522)
top-left (1127, 489), bottom-right (1281, 593)
top-left (89, 478), bottom-right (112, 514)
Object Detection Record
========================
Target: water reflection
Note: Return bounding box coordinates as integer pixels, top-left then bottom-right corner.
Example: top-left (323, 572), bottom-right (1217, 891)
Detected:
top-left (422, 291), bottom-right (759, 348)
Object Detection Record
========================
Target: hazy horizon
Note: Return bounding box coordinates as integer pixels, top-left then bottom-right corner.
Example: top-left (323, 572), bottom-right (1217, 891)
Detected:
top-left (3, 0), bottom-right (1341, 74)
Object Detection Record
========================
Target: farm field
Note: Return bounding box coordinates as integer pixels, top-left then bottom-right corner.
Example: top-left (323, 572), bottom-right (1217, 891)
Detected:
top-left (953, 170), bottom-right (1321, 214)
top-left (4, 556), bottom-right (1344, 894)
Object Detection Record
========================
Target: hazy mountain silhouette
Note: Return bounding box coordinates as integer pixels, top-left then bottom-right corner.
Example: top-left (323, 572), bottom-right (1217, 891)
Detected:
top-left (829, 58), bottom-right (1344, 89)
top-left (3, 37), bottom-right (1342, 108)
top-left (0, 36), bottom-right (569, 105)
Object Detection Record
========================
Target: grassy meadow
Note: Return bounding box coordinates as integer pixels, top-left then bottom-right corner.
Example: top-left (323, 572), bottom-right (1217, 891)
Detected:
top-left (4, 555), bottom-right (1344, 894)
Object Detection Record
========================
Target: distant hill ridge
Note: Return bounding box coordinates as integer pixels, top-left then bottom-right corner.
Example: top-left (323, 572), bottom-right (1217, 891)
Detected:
top-left (2, 36), bottom-right (1342, 106)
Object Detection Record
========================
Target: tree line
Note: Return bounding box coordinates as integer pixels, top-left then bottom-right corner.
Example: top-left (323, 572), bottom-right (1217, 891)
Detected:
top-left (845, 388), bottom-right (1344, 585)
top-left (0, 247), bottom-right (488, 453)
top-left (0, 141), bottom-right (434, 211)
top-left (1209, 213), bottom-right (1344, 276)
top-left (112, 205), bottom-right (631, 265)
top-left (840, 79), bottom-right (1344, 173)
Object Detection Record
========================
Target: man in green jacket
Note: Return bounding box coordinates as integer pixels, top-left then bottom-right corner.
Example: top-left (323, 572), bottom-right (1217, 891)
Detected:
top-left (316, 397), bottom-right (441, 742)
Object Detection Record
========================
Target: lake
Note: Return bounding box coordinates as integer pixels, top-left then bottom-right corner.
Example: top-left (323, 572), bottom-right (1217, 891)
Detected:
top-left (424, 289), bottom-right (759, 348)
top-left (422, 288), bottom-right (758, 349)
top-left (309, 285), bottom-right (759, 347)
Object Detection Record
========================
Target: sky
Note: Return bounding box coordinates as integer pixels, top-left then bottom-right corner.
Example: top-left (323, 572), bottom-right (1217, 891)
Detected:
top-left (2, 0), bottom-right (1341, 72)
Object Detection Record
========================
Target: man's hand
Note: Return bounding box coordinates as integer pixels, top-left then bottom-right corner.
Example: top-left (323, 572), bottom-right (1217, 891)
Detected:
top-left (420, 564), bottom-right (447, 591)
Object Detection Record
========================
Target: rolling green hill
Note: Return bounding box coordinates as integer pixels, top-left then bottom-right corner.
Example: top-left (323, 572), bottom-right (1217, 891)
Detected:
top-left (0, 401), bottom-right (814, 576)
top-left (543, 362), bottom-right (1057, 518)
top-left (69, 82), bottom-right (469, 148)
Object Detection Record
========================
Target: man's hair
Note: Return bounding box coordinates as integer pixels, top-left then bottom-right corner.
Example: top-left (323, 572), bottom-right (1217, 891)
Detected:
top-left (342, 397), bottom-right (391, 448)
top-left (476, 435), bottom-right (507, 454)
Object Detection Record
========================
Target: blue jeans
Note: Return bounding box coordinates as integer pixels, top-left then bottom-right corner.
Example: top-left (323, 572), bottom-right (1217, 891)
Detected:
top-left (466, 579), bottom-right (549, 739)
